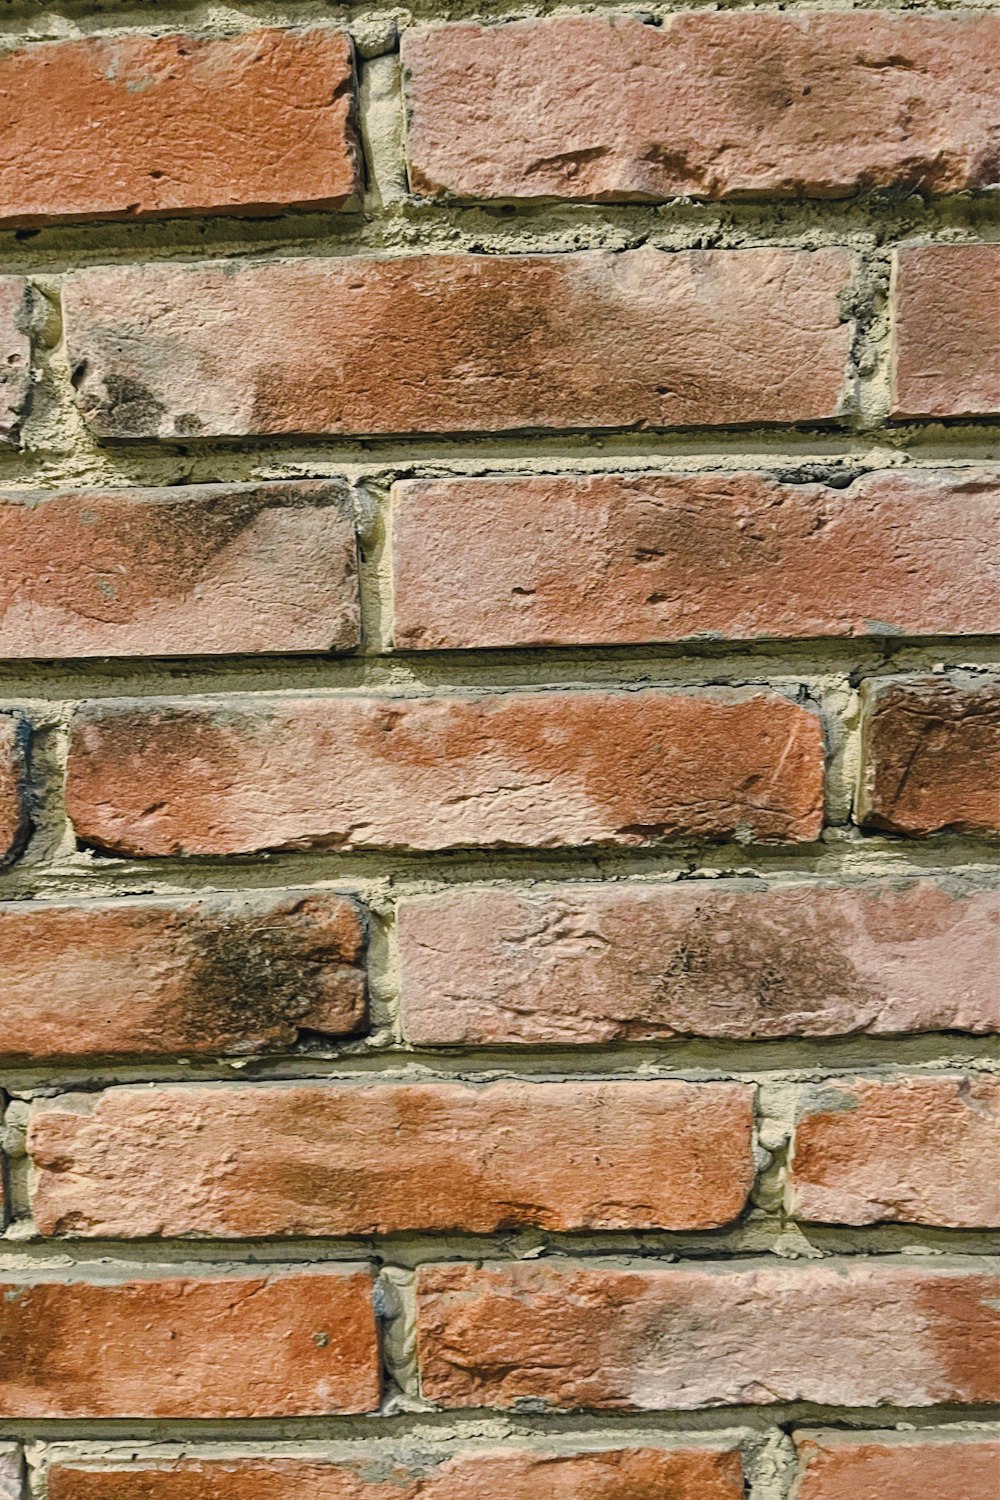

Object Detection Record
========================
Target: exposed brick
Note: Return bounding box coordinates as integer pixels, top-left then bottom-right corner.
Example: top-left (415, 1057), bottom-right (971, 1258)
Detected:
top-left (0, 30), bottom-right (359, 226)
top-left (65, 689), bottom-right (825, 856)
top-left (28, 1079), bottom-right (755, 1237)
top-left (892, 245), bottom-right (1000, 419)
top-left (0, 481), bottom-right (359, 658)
top-left (0, 890), bottom-right (366, 1062)
top-left (793, 1430), bottom-right (1000, 1500)
top-left (0, 1449), bottom-right (20, 1500)
top-left (789, 1075), bottom-right (1000, 1228)
top-left (416, 1260), bottom-right (1000, 1410)
top-left (0, 711), bottom-right (29, 865)
top-left (47, 1445), bottom-right (745, 1500)
top-left (63, 248), bottom-right (853, 441)
top-left (0, 277), bottom-right (31, 446)
top-left (404, 13), bottom-right (1000, 203)
top-left (858, 674), bottom-right (1000, 836)
top-left (0, 1270), bottom-right (380, 1417)
top-left (392, 468), bottom-right (1000, 649)
top-left (398, 877), bottom-right (1000, 1046)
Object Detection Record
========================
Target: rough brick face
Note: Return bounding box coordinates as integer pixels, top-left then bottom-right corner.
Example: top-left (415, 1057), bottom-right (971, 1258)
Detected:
top-left (398, 877), bottom-right (1000, 1046)
top-left (28, 1079), bottom-right (755, 1237)
top-left (0, 276), bottom-right (31, 445)
top-left (0, 1448), bottom-right (20, 1500)
top-left (416, 1260), bottom-right (1000, 1410)
top-left (0, 710), bottom-right (29, 864)
top-left (63, 248), bottom-right (853, 440)
top-left (0, 890), bottom-right (366, 1061)
top-left (0, 481), bottom-right (359, 657)
top-left (0, 29), bottom-right (359, 226)
top-left (793, 1431), bottom-right (1000, 1500)
top-left (65, 688), bottom-right (825, 856)
top-left (892, 246), bottom-right (1000, 418)
top-left (392, 468), bottom-right (1000, 649)
top-left (0, 1270), bottom-right (380, 1417)
top-left (403, 13), bottom-right (1000, 203)
top-left (858, 675), bottom-right (1000, 836)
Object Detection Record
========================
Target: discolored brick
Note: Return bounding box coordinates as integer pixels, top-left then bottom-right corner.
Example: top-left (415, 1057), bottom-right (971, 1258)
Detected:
top-left (793, 1430), bottom-right (1000, 1500)
top-left (0, 710), bottom-right (29, 865)
top-left (0, 277), bottom-right (32, 446)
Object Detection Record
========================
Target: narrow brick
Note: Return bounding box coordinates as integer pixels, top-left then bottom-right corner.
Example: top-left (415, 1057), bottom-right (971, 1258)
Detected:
top-left (0, 277), bottom-right (31, 446)
top-left (0, 481), bottom-right (359, 658)
top-left (0, 30), bottom-right (359, 226)
top-left (404, 13), bottom-right (1000, 203)
top-left (0, 890), bottom-right (366, 1062)
top-left (789, 1075), bottom-right (1000, 1228)
top-left (0, 711), bottom-right (29, 865)
top-left (0, 1270), bottom-right (380, 1417)
top-left (0, 1447), bottom-right (20, 1500)
top-left (398, 877), bottom-right (1000, 1046)
top-left (793, 1431), bottom-right (1000, 1500)
top-left (64, 248), bottom-right (853, 441)
top-left (28, 1079), bottom-right (755, 1237)
top-left (858, 674), bottom-right (1000, 836)
top-left (892, 245), bottom-right (1000, 418)
top-left (47, 1445), bottom-right (744, 1500)
top-left (416, 1260), bottom-right (1000, 1410)
top-left (392, 468), bottom-right (1000, 649)
top-left (65, 689), bottom-right (825, 856)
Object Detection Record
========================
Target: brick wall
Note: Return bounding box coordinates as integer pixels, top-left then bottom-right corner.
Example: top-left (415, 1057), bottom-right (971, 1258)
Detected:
top-left (0, 3), bottom-right (997, 1496)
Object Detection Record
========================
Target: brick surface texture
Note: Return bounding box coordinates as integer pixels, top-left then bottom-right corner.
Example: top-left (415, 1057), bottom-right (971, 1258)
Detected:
top-left (1, 2), bottom-right (997, 1495)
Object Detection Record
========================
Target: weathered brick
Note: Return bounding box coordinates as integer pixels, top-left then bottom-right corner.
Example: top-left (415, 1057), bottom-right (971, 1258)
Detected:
top-left (0, 1446), bottom-right (19, 1500)
top-left (789, 1075), bottom-right (1000, 1228)
top-left (28, 1079), bottom-right (755, 1237)
top-left (793, 1431), bottom-right (1000, 1500)
top-left (416, 1260), bottom-right (1000, 1410)
top-left (892, 245), bottom-right (1000, 418)
top-left (64, 248), bottom-right (853, 441)
top-left (404, 14), bottom-right (1000, 203)
top-left (0, 890), bottom-right (366, 1062)
top-left (0, 481), bottom-right (359, 658)
top-left (0, 277), bottom-right (31, 446)
top-left (0, 1269), bottom-right (380, 1417)
top-left (858, 674), bottom-right (1000, 836)
top-left (392, 468), bottom-right (1000, 649)
top-left (0, 30), bottom-right (359, 226)
top-left (47, 1445), bottom-right (744, 1500)
top-left (65, 689), bottom-right (825, 856)
top-left (0, 711), bottom-right (29, 865)
top-left (398, 877), bottom-right (1000, 1046)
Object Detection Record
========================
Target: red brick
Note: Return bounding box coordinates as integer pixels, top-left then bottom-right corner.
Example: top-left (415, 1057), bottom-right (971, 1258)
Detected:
top-left (47, 1445), bottom-right (744, 1500)
top-left (0, 711), bottom-right (29, 865)
top-left (0, 30), bottom-right (359, 226)
top-left (64, 248), bottom-right (853, 441)
top-left (392, 468), bottom-right (1000, 649)
top-left (0, 481), bottom-right (358, 658)
top-left (416, 1260), bottom-right (1000, 1410)
top-left (27, 1078), bottom-right (755, 1237)
top-left (793, 1431), bottom-right (1000, 1500)
top-left (398, 877), bottom-right (1000, 1046)
top-left (0, 277), bottom-right (32, 446)
top-left (0, 1269), bottom-right (380, 1417)
top-left (789, 1075), bottom-right (1000, 1229)
top-left (892, 245), bottom-right (1000, 419)
top-left (0, 890), bottom-right (366, 1062)
top-left (65, 689), bottom-right (825, 856)
top-left (404, 13), bottom-right (1000, 203)
top-left (858, 674), bottom-right (1000, 836)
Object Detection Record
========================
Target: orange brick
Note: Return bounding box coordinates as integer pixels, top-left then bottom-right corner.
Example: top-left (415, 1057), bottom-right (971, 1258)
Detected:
top-left (793, 1430), bottom-right (1000, 1500)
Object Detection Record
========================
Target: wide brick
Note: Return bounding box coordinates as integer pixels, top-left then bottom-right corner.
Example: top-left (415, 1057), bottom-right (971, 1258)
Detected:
top-left (398, 877), bottom-right (1000, 1046)
top-left (0, 481), bottom-right (358, 658)
top-left (0, 710), bottom-right (29, 865)
top-left (892, 245), bottom-right (1000, 418)
top-left (793, 1430), bottom-right (1000, 1500)
top-left (0, 1269), bottom-right (379, 1417)
top-left (47, 1445), bottom-right (744, 1500)
top-left (65, 689), bottom-right (825, 856)
top-left (0, 1448), bottom-right (20, 1500)
top-left (28, 1078), bottom-right (755, 1237)
top-left (392, 468), bottom-right (1000, 649)
top-left (0, 277), bottom-right (32, 446)
top-left (789, 1075), bottom-right (1000, 1229)
top-left (0, 890), bottom-right (366, 1062)
top-left (416, 1260), bottom-right (1000, 1410)
top-left (858, 674), bottom-right (1000, 836)
top-left (64, 248), bottom-right (853, 441)
top-left (0, 29), bottom-right (359, 226)
top-left (404, 13), bottom-right (1000, 203)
